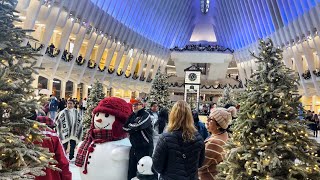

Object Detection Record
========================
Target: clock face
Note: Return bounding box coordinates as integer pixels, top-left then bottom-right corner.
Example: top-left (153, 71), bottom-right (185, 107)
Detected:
top-left (188, 73), bottom-right (197, 81)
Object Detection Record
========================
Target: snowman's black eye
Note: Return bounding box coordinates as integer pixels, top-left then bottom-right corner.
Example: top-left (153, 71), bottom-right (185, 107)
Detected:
top-left (141, 164), bottom-right (144, 167)
top-left (105, 114), bottom-right (109, 118)
top-left (137, 163), bottom-right (139, 165)
top-left (96, 113), bottom-right (99, 116)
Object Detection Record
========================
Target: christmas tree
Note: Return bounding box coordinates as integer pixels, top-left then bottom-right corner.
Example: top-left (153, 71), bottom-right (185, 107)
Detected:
top-left (147, 70), bottom-right (172, 110)
top-left (217, 85), bottom-right (237, 107)
top-left (217, 39), bottom-right (320, 179)
top-left (0, 1), bottom-right (56, 179)
top-left (83, 80), bottom-right (105, 132)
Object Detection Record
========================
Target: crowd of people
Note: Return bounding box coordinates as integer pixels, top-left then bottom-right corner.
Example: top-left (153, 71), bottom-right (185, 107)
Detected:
top-left (33, 95), bottom-right (239, 180)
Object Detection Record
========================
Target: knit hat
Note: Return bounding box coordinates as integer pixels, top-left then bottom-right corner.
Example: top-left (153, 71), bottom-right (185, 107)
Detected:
top-left (130, 98), bottom-right (143, 105)
top-left (92, 97), bottom-right (132, 138)
top-left (209, 107), bottom-right (237, 129)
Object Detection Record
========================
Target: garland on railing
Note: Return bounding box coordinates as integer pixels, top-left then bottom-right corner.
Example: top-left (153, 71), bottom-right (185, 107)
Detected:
top-left (125, 73), bottom-right (131, 78)
top-left (98, 66), bottom-right (106, 72)
top-left (76, 57), bottom-right (85, 66)
top-left (132, 73), bottom-right (139, 80)
top-left (117, 70), bottom-right (124, 76)
top-left (139, 76), bottom-right (145, 81)
top-left (108, 68), bottom-right (115, 74)
top-left (169, 82), bottom-right (244, 89)
top-left (170, 44), bottom-right (234, 53)
top-left (26, 42), bottom-right (44, 51)
top-left (313, 69), bottom-right (320, 77)
top-left (61, 50), bottom-right (73, 62)
top-left (302, 70), bottom-right (311, 80)
top-left (146, 78), bottom-right (153, 83)
top-left (87, 60), bottom-right (97, 69)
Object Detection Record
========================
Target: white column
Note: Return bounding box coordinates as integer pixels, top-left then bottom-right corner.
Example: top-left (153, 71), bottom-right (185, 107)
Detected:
top-left (290, 47), bottom-right (308, 95)
top-left (22, 0), bottom-right (42, 30)
top-left (89, 37), bottom-right (109, 83)
top-left (144, 56), bottom-right (157, 79)
top-left (35, 6), bottom-right (65, 66)
top-left (47, 79), bottom-right (53, 95)
top-left (110, 87), bottom-right (115, 97)
top-left (103, 86), bottom-right (108, 96)
top-left (137, 55), bottom-right (150, 77)
top-left (77, 33), bottom-right (99, 84)
top-left (51, 20), bottom-right (75, 78)
top-left (300, 42), bottom-right (320, 95)
top-left (31, 74), bottom-right (39, 89)
top-left (60, 80), bottom-right (66, 98)
top-left (83, 84), bottom-right (89, 99)
top-left (312, 95), bottom-right (317, 112)
top-left (65, 28), bottom-right (86, 81)
top-left (72, 83), bottom-right (78, 99)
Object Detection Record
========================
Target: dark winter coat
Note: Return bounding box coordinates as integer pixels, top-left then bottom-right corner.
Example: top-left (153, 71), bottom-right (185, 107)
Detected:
top-left (194, 121), bottom-right (209, 140)
top-left (123, 108), bottom-right (154, 149)
top-left (153, 130), bottom-right (205, 180)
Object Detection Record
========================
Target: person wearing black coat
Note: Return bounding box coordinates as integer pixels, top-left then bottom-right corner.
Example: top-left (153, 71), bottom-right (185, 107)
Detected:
top-left (153, 100), bottom-right (205, 180)
top-left (123, 98), bottom-right (154, 180)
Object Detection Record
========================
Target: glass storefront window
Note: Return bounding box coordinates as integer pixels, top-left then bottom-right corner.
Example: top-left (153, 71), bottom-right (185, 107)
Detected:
top-left (38, 76), bottom-right (48, 89)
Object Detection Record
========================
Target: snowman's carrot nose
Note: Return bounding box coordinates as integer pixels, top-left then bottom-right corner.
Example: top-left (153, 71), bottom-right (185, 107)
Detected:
top-left (96, 119), bottom-right (102, 123)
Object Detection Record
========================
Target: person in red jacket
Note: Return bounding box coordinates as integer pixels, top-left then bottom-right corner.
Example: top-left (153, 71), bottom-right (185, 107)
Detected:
top-left (35, 116), bottom-right (72, 180)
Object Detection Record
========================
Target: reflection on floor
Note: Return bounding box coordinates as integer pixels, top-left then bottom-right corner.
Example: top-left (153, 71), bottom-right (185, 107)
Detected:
top-left (70, 163), bottom-right (81, 180)
top-left (69, 136), bottom-right (320, 180)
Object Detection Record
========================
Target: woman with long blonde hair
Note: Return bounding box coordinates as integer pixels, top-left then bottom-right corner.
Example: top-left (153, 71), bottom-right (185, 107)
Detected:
top-left (153, 100), bottom-right (205, 180)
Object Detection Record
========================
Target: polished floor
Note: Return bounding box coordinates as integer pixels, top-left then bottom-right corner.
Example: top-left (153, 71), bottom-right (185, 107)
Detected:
top-left (69, 135), bottom-right (320, 180)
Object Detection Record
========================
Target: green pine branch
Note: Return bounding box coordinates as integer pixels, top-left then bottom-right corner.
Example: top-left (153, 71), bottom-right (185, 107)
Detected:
top-left (0, 1), bottom-right (55, 179)
top-left (216, 39), bottom-right (320, 180)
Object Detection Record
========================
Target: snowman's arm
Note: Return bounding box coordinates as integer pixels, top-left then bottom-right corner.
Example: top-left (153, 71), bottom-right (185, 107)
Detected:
top-left (111, 146), bottom-right (130, 161)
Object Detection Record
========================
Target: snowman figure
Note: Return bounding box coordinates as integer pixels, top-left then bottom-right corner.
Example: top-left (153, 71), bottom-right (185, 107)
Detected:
top-left (131, 156), bottom-right (158, 180)
top-left (75, 97), bottom-right (132, 180)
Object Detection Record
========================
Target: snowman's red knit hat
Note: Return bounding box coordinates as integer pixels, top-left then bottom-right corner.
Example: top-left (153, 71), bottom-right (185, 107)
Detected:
top-left (92, 97), bottom-right (132, 138)
top-left (93, 97), bottom-right (131, 123)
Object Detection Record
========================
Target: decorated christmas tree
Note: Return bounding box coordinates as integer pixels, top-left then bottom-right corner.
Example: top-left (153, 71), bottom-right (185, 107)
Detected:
top-left (0, 1), bottom-right (56, 179)
top-left (217, 39), bottom-right (320, 179)
top-left (217, 85), bottom-right (237, 107)
top-left (147, 70), bottom-right (172, 110)
top-left (83, 80), bottom-right (105, 132)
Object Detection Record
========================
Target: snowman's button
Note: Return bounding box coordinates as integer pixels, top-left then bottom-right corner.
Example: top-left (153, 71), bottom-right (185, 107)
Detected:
top-left (89, 156), bottom-right (91, 158)
top-left (87, 162), bottom-right (90, 164)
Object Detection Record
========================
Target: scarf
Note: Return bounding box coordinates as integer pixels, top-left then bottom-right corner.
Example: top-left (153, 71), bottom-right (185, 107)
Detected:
top-left (55, 108), bottom-right (83, 143)
top-left (75, 128), bottom-right (127, 174)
